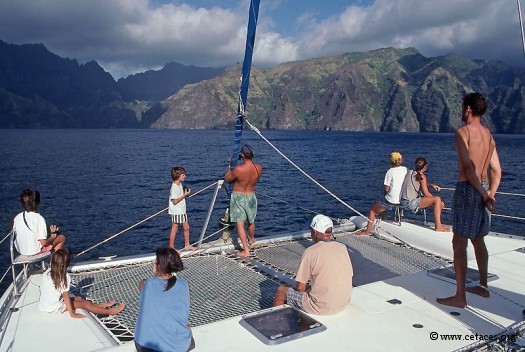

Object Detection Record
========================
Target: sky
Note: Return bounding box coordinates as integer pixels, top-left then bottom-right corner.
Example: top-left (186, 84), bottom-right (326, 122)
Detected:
top-left (0, 0), bottom-right (524, 79)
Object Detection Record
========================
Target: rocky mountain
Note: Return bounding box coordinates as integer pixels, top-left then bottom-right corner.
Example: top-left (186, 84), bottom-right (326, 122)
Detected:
top-left (0, 40), bottom-right (224, 128)
top-left (153, 48), bottom-right (525, 133)
top-left (116, 62), bottom-right (224, 102)
top-left (0, 40), bottom-right (524, 132)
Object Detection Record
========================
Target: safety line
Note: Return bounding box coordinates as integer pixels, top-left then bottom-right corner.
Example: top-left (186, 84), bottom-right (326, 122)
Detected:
top-left (75, 181), bottom-right (219, 258)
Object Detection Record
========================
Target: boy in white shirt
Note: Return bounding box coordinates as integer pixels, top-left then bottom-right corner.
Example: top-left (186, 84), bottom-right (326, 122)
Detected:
top-left (168, 167), bottom-right (195, 250)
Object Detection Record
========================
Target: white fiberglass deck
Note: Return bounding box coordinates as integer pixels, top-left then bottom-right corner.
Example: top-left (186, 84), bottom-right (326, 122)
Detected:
top-left (1, 221), bottom-right (524, 352)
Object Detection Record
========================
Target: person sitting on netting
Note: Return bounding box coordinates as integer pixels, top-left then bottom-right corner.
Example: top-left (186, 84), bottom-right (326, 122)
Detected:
top-left (135, 247), bottom-right (195, 352)
top-left (400, 157), bottom-right (451, 232)
top-left (273, 215), bottom-right (353, 315)
top-left (12, 188), bottom-right (66, 255)
top-left (358, 151), bottom-right (408, 236)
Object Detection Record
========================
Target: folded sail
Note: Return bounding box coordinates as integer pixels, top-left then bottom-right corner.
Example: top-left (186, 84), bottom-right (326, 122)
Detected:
top-left (230, 0), bottom-right (260, 169)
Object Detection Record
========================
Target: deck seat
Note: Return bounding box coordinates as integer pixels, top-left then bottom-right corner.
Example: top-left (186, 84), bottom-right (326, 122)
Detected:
top-left (9, 230), bottom-right (51, 296)
top-left (372, 205), bottom-right (428, 235)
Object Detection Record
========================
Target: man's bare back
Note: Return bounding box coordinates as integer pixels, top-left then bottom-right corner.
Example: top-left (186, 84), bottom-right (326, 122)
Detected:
top-left (226, 159), bottom-right (262, 193)
top-left (437, 92), bottom-right (502, 309)
top-left (456, 124), bottom-right (494, 183)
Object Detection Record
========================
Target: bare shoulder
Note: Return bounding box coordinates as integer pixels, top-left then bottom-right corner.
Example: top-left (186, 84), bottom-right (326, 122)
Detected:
top-left (455, 127), bottom-right (468, 143)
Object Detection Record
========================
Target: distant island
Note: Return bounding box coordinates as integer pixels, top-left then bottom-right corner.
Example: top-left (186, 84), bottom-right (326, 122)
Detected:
top-left (0, 40), bottom-right (523, 133)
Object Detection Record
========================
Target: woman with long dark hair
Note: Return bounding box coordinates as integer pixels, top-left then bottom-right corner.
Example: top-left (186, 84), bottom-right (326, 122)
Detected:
top-left (135, 247), bottom-right (194, 352)
top-left (400, 157), bottom-right (451, 232)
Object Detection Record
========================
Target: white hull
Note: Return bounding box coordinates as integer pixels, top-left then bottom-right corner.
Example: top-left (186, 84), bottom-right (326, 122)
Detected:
top-left (1, 218), bottom-right (524, 352)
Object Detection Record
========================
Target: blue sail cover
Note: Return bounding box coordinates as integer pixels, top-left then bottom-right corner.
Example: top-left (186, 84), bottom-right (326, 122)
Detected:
top-left (230, 0), bottom-right (260, 169)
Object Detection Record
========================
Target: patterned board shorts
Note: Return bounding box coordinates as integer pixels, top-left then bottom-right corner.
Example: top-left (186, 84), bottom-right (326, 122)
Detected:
top-left (171, 214), bottom-right (188, 224)
top-left (286, 288), bottom-right (304, 310)
top-left (229, 192), bottom-right (257, 223)
top-left (452, 181), bottom-right (491, 239)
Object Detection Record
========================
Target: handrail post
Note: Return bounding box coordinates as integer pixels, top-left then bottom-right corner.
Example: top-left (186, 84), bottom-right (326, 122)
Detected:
top-left (197, 180), bottom-right (224, 248)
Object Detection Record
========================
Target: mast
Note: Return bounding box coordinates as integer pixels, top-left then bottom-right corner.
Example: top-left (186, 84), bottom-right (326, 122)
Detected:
top-left (518, 0), bottom-right (525, 63)
top-left (230, 0), bottom-right (260, 169)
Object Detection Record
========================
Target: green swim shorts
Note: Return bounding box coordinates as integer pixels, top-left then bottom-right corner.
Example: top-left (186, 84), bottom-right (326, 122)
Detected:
top-left (230, 192), bottom-right (257, 223)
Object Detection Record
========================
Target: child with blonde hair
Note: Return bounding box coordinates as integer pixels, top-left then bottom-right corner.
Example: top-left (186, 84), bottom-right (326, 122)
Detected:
top-left (38, 248), bottom-right (125, 318)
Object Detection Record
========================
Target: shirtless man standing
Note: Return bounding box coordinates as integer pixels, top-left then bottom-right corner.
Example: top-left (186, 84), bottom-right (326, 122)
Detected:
top-left (437, 92), bottom-right (502, 308)
top-left (224, 144), bottom-right (263, 257)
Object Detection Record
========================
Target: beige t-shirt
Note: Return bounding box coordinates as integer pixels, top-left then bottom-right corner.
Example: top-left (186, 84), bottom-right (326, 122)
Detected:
top-left (296, 241), bottom-right (353, 315)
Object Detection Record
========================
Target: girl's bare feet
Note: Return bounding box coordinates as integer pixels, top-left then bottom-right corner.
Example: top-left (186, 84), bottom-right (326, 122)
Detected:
top-left (97, 300), bottom-right (116, 309)
top-left (108, 302), bottom-right (126, 315)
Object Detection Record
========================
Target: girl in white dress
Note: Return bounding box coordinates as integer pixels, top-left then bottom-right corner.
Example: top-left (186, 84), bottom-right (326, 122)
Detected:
top-left (38, 249), bottom-right (126, 318)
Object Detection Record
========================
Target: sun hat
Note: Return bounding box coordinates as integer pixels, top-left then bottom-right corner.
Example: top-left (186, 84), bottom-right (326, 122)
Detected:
top-left (310, 214), bottom-right (333, 233)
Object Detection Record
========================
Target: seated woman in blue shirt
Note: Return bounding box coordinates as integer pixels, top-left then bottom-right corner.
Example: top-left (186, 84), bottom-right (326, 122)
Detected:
top-left (135, 247), bottom-right (195, 352)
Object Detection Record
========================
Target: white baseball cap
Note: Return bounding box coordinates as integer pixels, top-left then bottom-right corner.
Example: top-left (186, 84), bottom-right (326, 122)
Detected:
top-left (310, 214), bottom-right (333, 233)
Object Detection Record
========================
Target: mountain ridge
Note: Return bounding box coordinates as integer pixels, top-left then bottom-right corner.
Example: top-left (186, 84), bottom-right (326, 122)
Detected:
top-left (0, 40), bottom-right (524, 133)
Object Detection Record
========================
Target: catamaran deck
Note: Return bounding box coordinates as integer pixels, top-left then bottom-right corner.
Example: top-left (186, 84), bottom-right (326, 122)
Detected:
top-left (1, 221), bottom-right (524, 351)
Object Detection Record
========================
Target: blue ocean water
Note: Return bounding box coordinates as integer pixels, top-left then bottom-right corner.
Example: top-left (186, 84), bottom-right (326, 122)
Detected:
top-left (0, 129), bottom-right (524, 274)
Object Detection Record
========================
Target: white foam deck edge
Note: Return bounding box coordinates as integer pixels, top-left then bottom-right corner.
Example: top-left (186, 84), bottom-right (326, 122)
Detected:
top-left (2, 224), bottom-right (524, 352)
top-left (191, 248), bottom-right (525, 351)
top-left (0, 274), bottom-right (118, 352)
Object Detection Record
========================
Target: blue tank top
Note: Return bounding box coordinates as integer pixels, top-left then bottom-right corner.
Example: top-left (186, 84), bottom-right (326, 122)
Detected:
top-left (135, 277), bottom-right (192, 351)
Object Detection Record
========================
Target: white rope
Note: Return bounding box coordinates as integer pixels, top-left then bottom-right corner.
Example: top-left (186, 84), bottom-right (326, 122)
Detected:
top-left (440, 187), bottom-right (525, 198)
top-left (491, 213), bottom-right (525, 221)
top-left (245, 119), bottom-right (367, 219)
top-left (256, 190), bottom-right (320, 216)
top-left (0, 232), bottom-right (11, 246)
top-left (442, 207), bottom-right (525, 221)
top-left (75, 181), bottom-right (220, 258)
top-left (0, 265), bottom-right (12, 285)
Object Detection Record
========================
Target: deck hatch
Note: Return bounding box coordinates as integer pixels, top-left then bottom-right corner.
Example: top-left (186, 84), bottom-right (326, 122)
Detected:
top-left (239, 306), bottom-right (326, 345)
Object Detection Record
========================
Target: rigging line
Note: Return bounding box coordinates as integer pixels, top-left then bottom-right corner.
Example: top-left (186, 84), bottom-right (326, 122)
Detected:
top-left (75, 181), bottom-right (219, 259)
top-left (440, 187), bottom-right (525, 198)
top-left (442, 207), bottom-right (524, 221)
top-left (255, 190), bottom-right (325, 217)
top-left (0, 265), bottom-right (11, 285)
top-left (518, 0), bottom-right (525, 63)
top-left (490, 213), bottom-right (525, 221)
top-left (0, 231), bottom-right (11, 247)
top-left (244, 118), bottom-right (366, 218)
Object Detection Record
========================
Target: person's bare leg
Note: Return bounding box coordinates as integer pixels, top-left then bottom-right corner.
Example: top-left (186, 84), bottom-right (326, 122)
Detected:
top-left (182, 221), bottom-right (196, 250)
top-left (273, 285), bottom-right (289, 306)
top-left (467, 237), bottom-right (490, 297)
top-left (419, 197), bottom-right (450, 232)
top-left (247, 222), bottom-right (256, 245)
top-left (95, 300), bottom-right (115, 308)
top-left (73, 297), bottom-right (126, 315)
top-left (358, 202), bottom-right (385, 235)
top-left (236, 222), bottom-right (251, 257)
top-left (437, 234), bottom-right (468, 308)
top-left (169, 223), bottom-right (178, 248)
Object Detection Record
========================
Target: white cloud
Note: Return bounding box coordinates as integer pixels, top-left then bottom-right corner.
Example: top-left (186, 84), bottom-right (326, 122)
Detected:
top-left (293, 0), bottom-right (523, 66)
top-left (0, 0), bottom-right (522, 79)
